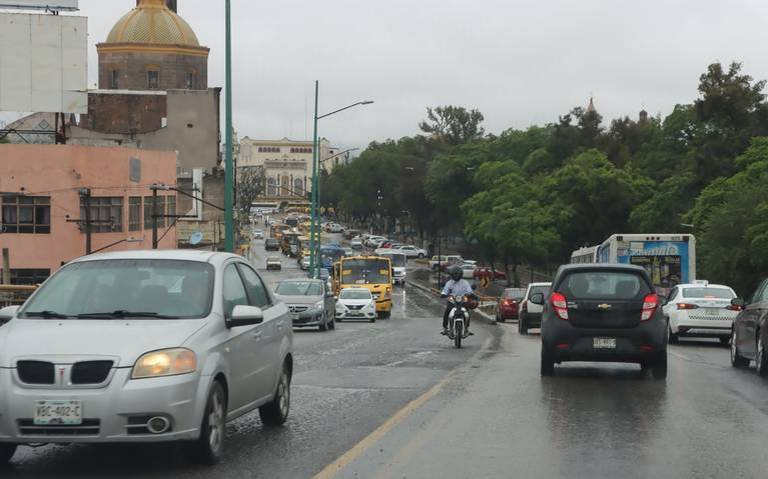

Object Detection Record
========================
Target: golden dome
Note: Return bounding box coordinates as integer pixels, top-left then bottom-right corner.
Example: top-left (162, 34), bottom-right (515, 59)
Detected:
top-left (106, 0), bottom-right (200, 47)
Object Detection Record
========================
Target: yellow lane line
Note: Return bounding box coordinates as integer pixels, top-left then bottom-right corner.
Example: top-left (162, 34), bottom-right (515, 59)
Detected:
top-left (313, 337), bottom-right (493, 479)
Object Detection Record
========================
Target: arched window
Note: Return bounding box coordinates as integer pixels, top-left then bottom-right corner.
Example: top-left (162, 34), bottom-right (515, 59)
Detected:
top-left (267, 177), bottom-right (277, 197)
top-left (293, 178), bottom-right (303, 197)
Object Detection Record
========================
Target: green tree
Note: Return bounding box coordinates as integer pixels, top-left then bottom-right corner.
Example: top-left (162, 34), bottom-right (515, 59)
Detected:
top-left (629, 174), bottom-right (697, 232)
top-left (419, 106), bottom-right (485, 145)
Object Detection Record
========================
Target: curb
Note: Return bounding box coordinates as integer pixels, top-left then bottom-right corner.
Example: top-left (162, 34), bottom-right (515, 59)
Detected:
top-left (407, 280), bottom-right (497, 326)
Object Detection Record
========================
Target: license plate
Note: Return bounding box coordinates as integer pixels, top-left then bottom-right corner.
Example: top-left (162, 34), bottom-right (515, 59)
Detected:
top-left (705, 308), bottom-right (719, 316)
top-left (593, 337), bottom-right (616, 349)
top-left (34, 400), bottom-right (82, 425)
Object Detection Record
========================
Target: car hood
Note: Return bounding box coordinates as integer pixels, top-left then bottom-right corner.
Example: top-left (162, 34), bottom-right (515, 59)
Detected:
top-left (274, 295), bottom-right (322, 305)
top-left (0, 319), bottom-right (208, 367)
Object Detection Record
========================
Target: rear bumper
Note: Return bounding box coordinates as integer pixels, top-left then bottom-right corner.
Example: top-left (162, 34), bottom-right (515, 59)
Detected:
top-left (542, 316), bottom-right (667, 363)
top-left (672, 316), bottom-right (733, 337)
top-left (499, 306), bottom-right (519, 319)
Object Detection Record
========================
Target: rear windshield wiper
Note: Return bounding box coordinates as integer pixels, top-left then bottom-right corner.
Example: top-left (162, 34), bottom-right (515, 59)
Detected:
top-left (23, 310), bottom-right (72, 319)
top-left (76, 310), bottom-right (181, 319)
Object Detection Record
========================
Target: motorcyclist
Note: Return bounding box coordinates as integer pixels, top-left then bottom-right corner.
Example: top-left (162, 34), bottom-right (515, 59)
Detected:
top-left (440, 266), bottom-right (476, 336)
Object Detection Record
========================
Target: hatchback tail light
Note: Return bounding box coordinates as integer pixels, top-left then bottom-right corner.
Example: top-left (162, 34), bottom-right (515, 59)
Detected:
top-left (727, 304), bottom-right (743, 311)
top-left (550, 292), bottom-right (569, 320)
top-left (676, 303), bottom-right (699, 310)
top-left (641, 293), bottom-right (659, 321)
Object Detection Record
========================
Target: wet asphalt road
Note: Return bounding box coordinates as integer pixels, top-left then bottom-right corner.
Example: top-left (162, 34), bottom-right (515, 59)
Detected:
top-left (6, 234), bottom-right (768, 478)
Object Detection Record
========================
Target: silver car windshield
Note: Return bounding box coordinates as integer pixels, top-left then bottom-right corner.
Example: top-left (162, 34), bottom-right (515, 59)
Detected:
top-left (20, 259), bottom-right (214, 319)
top-left (340, 290), bottom-right (371, 300)
top-left (276, 281), bottom-right (322, 296)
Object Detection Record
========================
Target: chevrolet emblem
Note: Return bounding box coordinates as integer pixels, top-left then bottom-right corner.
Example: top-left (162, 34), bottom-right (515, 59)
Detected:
top-left (597, 303), bottom-right (612, 310)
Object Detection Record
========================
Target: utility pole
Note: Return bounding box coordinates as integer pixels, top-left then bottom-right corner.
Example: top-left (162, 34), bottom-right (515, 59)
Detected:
top-left (309, 80), bottom-right (319, 278)
top-left (529, 215), bottom-right (534, 284)
top-left (152, 187), bottom-right (159, 249)
top-left (223, 0), bottom-right (235, 253)
top-left (81, 188), bottom-right (92, 255)
top-left (2, 248), bottom-right (10, 285)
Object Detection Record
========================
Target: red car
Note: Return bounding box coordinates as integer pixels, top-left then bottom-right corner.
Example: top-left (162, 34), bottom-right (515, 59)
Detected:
top-left (496, 288), bottom-right (526, 322)
top-left (474, 267), bottom-right (507, 281)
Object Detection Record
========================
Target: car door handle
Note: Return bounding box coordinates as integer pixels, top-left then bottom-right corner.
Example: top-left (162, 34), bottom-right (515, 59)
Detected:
top-left (253, 331), bottom-right (263, 340)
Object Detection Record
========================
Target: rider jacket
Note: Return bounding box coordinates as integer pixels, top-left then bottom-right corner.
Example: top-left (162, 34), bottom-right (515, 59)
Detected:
top-left (441, 278), bottom-right (474, 298)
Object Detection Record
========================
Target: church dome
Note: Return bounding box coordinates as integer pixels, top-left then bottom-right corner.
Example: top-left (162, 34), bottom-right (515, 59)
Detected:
top-left (106, 0), bottom-right (200, 47)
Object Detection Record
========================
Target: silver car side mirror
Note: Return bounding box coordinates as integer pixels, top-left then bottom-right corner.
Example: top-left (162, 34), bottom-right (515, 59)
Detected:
top-left (228, 305), bottom-right (264, 328)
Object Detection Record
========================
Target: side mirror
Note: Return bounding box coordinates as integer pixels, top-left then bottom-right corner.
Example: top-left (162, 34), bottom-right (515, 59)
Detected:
top-left (227, 305), bottom-right (264, 328)
top-left (530, 293), bottom-right (545, 305)
top-left (0, 305), bottom-right (20, 324)
top-left (732, 298), bottom-right (746, 309)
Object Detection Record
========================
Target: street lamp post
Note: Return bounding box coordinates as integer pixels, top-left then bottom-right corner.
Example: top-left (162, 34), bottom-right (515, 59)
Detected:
top-left (223, 0), bottom-right (234, 253)
top-left (308, 82), bottom-right (373, 278)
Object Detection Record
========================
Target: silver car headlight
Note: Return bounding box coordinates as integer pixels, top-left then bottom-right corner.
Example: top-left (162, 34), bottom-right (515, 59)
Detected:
top-left (313, 300), bottom-right (325, 311)
top-left (132, 348), bottom-right (197, 379)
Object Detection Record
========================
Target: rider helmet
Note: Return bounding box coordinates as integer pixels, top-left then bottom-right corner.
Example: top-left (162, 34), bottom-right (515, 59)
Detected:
top-left (450, 266), bottom-right (463, 281)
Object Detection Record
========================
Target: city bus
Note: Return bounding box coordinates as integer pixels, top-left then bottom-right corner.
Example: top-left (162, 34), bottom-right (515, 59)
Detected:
top-left (570, 245), bottom-right (598, 264)
top-left (595, 234), bottom-right (696, 294)
top-left (338, 256), bottom-right (393, 318)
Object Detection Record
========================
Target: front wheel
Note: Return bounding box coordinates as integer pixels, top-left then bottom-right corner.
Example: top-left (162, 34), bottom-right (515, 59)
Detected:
top-left (756, 334), bottom-right (768, 377)
top-left (185, 381), bottom-right (226, 465)
top-left (454, 322), bottom-right (463, 348)
top-left (0, 444), bottom-right (17, 465)
top-left (418, 253), bottom-right (425, 259)
top-left (731, 329), bottom-right (749, 367)
top-left (259, 364), bottom-right (291, 426)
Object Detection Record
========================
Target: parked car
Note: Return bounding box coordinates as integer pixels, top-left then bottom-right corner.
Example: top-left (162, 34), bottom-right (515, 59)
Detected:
top-left (519, 282), bottom-right (551, 334)
top-left (366, 236), bottom-right (386, 248)
top-left (327, 223), bottom-right (344, 233)
top-left (335, 287), bottom-right (377, 322)
top-left (730, 278), bottom-right (768, 374)
top-left (460, 261), bottom-right (477, 279)
top-left (253, 229), bottom-right (264, 240)
top-left (662, 282), bottom-right (739, 345)
top-left (496, 287), bottom-right (527, 322)
top-left (539, 264), bottom-right (667, 379)
top-left (343, 229), bottom-right (361, 240)
top-left (265, 238), bottom-right (280, 251)
top-left (429, 255), bottom-right (463, 271)
top-left (474, 267), bottom-right (507, 281)
top-left (0, 250), bottom-right (293, 465)
top-left (274, 279), bottom-right (335, 331)
top-left (350, 237), bottom-right (364, 250)
top-left (266, 256), bottom-right (282, 271)
top-left (394, 245), bottom-right (427, 259)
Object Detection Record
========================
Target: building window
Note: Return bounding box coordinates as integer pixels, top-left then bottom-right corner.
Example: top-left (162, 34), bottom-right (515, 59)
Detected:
top-left (110, 70), bottom-right (119, 89)
top-left (1, 195), bottom-right (50, 234)
top-left (129, 196), bottom-right (142, 231)
top-left (144, 196), bottom-right (166, 229)
top-left (8, 269), bottom-right (50, 285)
top-left (147, 70), bottom-right (160, 90)
top-left (185, 72), bottom-right (195, 89)
top-left (266, 178), bottom-right (277, 197)
top-left (293, 178), bottom-right (304, 197)
top-left (167, 196), bottom-right (176, 224)
top-left (80, 197), bottom-right (123, 233)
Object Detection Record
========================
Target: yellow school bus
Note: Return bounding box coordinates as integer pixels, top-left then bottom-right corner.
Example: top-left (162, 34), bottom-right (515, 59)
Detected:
top-left (338, 256), bottom-right (393, 318)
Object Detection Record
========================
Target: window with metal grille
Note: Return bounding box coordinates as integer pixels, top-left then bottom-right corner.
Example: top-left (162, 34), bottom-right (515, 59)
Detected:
top-left (144, 196), bottom-right (166, 229)
top-left (80, 197), bottom-right (123, 233)
top-left (1, 195), bottom-right (50, 234)
top-left (129, 197), bottom-right (142, 231)
top-left (147, 70), bottom-right (159, 89)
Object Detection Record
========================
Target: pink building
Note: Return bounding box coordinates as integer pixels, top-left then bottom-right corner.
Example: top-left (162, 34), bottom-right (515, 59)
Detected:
top-left (0, 144), bottom-right (177, 284)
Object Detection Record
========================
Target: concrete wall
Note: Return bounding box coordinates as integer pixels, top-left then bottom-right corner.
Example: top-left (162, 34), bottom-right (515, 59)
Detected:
top-left (79, 91), bottom-right (167, 134)
top-left (0, 144), bottom-right (177, 279)
top-left (69, 88), bottom-right (220, 170)
top-left (98, 50), bottom-right (208, 91)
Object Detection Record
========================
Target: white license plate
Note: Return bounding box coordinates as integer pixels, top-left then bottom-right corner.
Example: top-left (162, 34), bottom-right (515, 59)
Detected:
top-left (705, 308), bottom-right (719, 316)
top-left (34, 400), bottom-right (82, 425)
top-left (593, 337), bottom-right (616, 349)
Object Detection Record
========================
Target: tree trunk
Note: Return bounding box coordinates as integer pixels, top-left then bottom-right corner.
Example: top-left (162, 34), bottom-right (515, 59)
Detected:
top-left (512, 259), bottom-right (520, 288)
top-left (504, 257), bottom-right (511, 287)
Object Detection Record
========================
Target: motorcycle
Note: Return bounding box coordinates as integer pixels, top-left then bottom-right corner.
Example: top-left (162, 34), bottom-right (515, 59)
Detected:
top-left (446, 295), bottom-right (473, 348)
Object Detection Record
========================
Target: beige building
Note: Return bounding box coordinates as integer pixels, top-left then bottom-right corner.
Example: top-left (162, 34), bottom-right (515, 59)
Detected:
top-left (238, 137), bottom-right (347, 200)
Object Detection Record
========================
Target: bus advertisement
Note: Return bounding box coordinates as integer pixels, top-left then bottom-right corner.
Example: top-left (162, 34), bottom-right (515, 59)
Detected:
top-left (595, 234), bottom-right (696, 293)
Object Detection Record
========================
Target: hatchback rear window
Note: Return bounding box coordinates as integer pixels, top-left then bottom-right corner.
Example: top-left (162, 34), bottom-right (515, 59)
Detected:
top-left (682, 287), bottom-right (734, 299)
top-left (558, 271), bottom-right (650, 300)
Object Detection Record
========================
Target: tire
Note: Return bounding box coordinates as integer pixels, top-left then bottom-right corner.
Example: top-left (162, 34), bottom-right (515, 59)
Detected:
top-left (756, 334), bottom-right (768, 377)
top-left (259, 363), bottom-right (291, 427)
top-left (185, 381), bottom-right (226, 465)
top-left (370, 317), bottom-right (376, 323)
top-left (519, 315), bottom-right (527, 335)
top-left (540, 347), bottom-right (555, 376)
top-left (319, 320), bottom-right (327, 332)
top-left (669, 324), bottom-right (679, 344)
top-left (336, 317), bottom-right (343, 323)
top-left (651, 352), bottom-right (668, 380)
top-left (454, 322), bottom-right (463, 349)
top-left (328, 318), bottom-right (335, 330)
top-left (730, 329), bottom-right (749, 368)
top-left (0, 444), bottom-right (17, 465)
top-left (418, 253), bottom-right (425, 259)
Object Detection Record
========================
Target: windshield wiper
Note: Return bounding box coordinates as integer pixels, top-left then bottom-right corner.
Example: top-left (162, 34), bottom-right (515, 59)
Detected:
top-left (76, 310), bottom-right (181, 319)
top-left (23, 310), bottom-right (71, 319)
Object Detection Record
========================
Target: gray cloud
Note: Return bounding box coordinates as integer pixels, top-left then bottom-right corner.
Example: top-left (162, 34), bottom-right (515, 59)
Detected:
top-left (71, 0), bottom-right (768, 149)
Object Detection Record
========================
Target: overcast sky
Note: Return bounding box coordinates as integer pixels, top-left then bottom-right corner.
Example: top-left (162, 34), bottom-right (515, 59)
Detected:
top-left (12, 0), bottom-right (768, 151)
